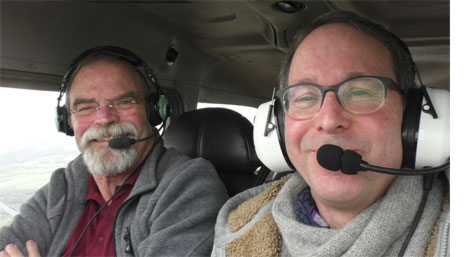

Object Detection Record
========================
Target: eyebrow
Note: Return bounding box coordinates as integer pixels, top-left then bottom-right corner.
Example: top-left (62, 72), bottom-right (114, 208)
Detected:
top-left (71, 91), bottom-right (142, 108)
top-left (291, 78), bottom-right (318, 86)
top-left (112, 91), bottom-right (142, 101)
top-left (290, 71), bottom-right (369, 86)
top-left (71, 97), bottom-right (96, 109)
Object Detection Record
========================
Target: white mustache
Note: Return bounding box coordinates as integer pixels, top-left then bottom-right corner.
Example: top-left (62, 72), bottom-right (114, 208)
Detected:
top-left (81, 123), bottom-right (139, 148)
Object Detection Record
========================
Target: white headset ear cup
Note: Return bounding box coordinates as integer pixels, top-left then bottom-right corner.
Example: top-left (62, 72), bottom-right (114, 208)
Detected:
top-left (414, 87), bottom-right (450, 168)
top-left (401, 87), bottom-right (450, 169)
top-left (253, 101), bottom-right (294, 173)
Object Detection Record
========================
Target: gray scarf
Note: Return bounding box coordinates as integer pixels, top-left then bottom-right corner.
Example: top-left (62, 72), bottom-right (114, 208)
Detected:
top-left (272, 173), bottom-right (443, 257)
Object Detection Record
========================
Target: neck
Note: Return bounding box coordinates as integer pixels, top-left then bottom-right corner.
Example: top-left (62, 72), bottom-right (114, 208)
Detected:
top-left (311, 176), bottom-right (395, 229)
top-left (313, 190), bottom-right (383, 229)
top-left (92, 170), bottom-right (133, 202)
top-left (314, 203), bottom-right (364, 229)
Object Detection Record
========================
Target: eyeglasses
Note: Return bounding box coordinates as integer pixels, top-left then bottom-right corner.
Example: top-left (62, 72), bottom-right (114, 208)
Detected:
top-left (279, 76), bottom-right (402, 120)
top-left (70, 97), bottom-right (143, 116)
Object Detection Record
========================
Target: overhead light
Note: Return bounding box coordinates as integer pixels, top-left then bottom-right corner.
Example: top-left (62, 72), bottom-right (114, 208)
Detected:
top-left (273, 1), bottom-right (305, 13)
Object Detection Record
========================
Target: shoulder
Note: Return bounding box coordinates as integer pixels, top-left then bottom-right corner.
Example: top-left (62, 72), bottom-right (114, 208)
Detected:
top-left (25, 165), bottom-right (70, 206)
top-left (31, 156), bottom-right (88, 211)
top-left (48, 155), bottom-right (88, 200)
top-left (214, 175), bottom-right (290, 239)
top-left (425, 210), bottom-right (450, 257)
top-left (151, 148), bottom-right (228, 201)
top-left (425, 185), bottom-right (450, 257)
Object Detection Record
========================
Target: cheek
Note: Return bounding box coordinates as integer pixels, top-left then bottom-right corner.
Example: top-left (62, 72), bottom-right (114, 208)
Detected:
top-left (284, 118), bottom-right (298, 150)
top-left (284, 117), bottom-right (309, 161)
top-left (117, 108), bottom-right (154, 139)
top-left (71, 118), bottom-right (91, 151)
top-left (362, 105), bottom-right (404, 167)
top-left (126, 110), bottom-right (152, 133)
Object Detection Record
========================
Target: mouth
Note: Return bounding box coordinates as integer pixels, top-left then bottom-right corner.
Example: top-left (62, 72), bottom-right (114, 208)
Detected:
top-left (81, 122), bottom-right (140, 150)
top-left (310, 145), bottom-right (361, 154)
top-left (308, 147), bottom-right (363, 163)
top-left (88, 133), bottom-right (134, 145)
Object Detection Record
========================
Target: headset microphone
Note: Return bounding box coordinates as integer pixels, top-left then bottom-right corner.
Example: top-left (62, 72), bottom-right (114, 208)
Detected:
top-left (108, 134), bottom-right (156, 149)
top-left (317, 144), bottom-right (449, 175)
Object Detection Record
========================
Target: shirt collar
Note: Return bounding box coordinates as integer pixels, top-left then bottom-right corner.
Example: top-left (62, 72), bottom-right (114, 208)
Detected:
top-left (294, 186), bottom-right (329, 228)
top-left (86, 163), bottom-right (144, 203)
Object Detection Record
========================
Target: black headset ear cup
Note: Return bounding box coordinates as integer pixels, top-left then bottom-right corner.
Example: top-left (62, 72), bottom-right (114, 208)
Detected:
top-left (146, 92), bottom-right (163, 127)
top-left (56, 106), bottom-right (74, 136)
top-left (401, 88), bottom-right (423, 169)
top-left (274, 99), bottom-right (285, 147)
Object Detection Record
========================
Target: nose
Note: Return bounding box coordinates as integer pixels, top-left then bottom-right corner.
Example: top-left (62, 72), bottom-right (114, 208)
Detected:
top-left (94, 105), bottom-right (119, 126)
top-left (314, 91), bottom-right (351, 133)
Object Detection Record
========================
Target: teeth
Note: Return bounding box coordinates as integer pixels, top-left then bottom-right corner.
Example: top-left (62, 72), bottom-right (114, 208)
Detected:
top-left (90, 137), bottom-right (111, 142)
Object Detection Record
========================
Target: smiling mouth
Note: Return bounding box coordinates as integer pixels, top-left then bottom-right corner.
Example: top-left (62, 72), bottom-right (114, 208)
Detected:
top-left (309, 147), bottom-right (362, 158)
top-left (89, 133), bottom-right (133, 144)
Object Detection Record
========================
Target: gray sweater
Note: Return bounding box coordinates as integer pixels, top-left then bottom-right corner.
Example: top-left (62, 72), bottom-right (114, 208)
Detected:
top-left (0, 141), bottom-right (229, 257)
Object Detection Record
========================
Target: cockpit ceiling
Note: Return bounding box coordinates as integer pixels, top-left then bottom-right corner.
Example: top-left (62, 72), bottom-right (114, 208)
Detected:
top-left (0, 1), bottom-right (450, 105)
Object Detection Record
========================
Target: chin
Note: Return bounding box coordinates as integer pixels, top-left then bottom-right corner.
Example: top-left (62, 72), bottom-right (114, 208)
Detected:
top-left (305, 167), bottom-right (365, 198)
top-left (83, 145), bottom-right (138, 177)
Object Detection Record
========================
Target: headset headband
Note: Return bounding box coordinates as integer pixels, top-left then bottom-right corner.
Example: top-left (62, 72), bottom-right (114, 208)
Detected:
top-left (56, 46), bottom-right (166, 136)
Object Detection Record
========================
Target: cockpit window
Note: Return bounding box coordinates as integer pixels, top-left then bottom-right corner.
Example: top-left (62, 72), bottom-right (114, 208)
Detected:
top-left (197, 102), bottom-right (257, 124)
top-left (0, 87), bottom-right (79, 226)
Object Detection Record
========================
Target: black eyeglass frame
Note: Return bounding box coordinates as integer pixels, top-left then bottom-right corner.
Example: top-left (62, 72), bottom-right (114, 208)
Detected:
top-left (278, 76), bottom-right (403, 118)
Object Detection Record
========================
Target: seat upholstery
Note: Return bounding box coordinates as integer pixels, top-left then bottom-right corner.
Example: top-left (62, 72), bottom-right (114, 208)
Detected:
top-left (163, 107), bottom-right (263, 196)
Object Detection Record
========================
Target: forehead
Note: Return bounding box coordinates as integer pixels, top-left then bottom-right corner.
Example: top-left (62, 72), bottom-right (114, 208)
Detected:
top-left (69, 59), bottom-right (145, 96)
top-left (289, 23), bottom-right (395, 85)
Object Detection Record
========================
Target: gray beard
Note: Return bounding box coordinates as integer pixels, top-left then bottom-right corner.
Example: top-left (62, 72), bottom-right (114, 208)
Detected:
top-left (83, 146), bottom-right (138, 176)
top-left (81, 122), bottom-right (139, 176)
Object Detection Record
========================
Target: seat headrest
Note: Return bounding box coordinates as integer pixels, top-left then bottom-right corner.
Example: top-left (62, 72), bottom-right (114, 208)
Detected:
top-left (163, 108), bottom-right (261, 173)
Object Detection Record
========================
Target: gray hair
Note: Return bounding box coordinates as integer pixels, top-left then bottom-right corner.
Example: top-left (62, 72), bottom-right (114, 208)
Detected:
top-left (65, 53), bottom-right (150, 111)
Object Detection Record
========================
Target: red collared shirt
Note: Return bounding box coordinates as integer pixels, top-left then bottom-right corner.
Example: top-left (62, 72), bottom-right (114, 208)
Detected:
top-left (61, 168), bottom-right (141, 257)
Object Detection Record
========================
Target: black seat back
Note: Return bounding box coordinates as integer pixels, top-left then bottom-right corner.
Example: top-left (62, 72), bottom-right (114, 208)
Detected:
top-left (163, 107), bottom-right (263, 196)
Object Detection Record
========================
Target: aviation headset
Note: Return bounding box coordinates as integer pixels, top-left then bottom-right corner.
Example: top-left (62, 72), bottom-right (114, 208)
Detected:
top-left (253, 25), bottom-right (450, 173)
top-left (56, 46), bottom-right (169, 136)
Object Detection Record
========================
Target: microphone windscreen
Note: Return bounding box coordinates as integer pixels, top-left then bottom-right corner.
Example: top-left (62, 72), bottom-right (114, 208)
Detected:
top-left (341, 150), bottom-right (363, 175)
top-left (108, 137), bottom-right (134, 149)
top-left (317, 144), bottom-right (343, 171)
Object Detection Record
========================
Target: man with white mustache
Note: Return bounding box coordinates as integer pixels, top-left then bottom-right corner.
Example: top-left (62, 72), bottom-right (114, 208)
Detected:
top-left (0, 47), bottom-right (229, 257)
top-left (81, 123), bottom-right (139, 177)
